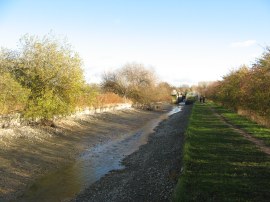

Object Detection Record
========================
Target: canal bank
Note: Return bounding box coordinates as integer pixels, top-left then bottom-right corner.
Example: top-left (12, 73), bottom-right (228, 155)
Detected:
top-left (1, 104), bottom-right (178, 201)
top-left (75, 104), bottom-right (192, 202)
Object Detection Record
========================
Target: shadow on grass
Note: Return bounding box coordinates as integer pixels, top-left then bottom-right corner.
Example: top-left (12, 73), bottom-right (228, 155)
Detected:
top-left (211, 103), bottom-right (270, 147)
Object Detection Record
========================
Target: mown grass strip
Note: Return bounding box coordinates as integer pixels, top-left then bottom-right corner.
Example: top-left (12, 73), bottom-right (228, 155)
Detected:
top-left (210, 103), bottom-right (270, 147)
top-left (174, 103), bottom-right (270, 202)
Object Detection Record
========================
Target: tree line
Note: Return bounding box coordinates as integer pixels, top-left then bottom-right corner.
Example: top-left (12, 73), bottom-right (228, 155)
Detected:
top-left (205, 48), bottom-right (270, 119)
top-left (0, 34), bottom-right (173, 121)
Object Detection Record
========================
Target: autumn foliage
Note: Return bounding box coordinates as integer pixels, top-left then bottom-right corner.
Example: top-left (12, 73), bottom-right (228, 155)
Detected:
top-left (101, 63), bottom-right (173, 105)
top-left (206, 48), bottom-right (270, 119)
top-left (0, 34), bottom-right (172, 121)
top-left (0, 34), bottom-right (127, 120)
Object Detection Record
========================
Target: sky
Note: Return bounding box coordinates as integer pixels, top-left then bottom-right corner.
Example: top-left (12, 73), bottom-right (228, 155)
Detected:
top-left (0, 0), bottom-right (270, 86)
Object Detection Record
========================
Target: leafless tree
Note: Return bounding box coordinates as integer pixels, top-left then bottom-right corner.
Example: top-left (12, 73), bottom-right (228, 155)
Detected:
top-left (101, 63), bottom-right (157, 103)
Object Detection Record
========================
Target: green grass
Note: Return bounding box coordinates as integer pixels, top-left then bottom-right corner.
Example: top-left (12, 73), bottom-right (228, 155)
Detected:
top-left (173, 103), bottom-right (270, 202)
top-left (211, 103), bottom-right (270, 147)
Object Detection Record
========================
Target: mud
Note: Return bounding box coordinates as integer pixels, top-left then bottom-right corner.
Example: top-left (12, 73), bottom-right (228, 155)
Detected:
top-left (74, 104), bottom-right (192, 202)
top-left (0, 105), bottom-right (173, 201)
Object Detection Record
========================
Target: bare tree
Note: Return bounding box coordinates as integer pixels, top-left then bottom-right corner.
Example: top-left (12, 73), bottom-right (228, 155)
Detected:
top-left (101, 63), bottom-right (157, 103)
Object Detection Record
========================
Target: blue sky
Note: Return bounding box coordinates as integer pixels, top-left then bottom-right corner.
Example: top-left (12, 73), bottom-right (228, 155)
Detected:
top-left (1, 0), bottom-right (270, 85)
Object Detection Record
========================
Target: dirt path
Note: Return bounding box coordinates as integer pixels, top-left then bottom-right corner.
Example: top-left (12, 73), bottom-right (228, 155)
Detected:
top-left (211, 107), bottom-right (270, 156)
top-left (74, 105), bottom-right (192, 202)
top-left (0, 107), bottom-right (173, 201)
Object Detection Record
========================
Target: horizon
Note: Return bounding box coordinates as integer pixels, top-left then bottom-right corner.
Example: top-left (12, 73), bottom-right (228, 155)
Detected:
top-left (1, 0), bottom-right (270, 86)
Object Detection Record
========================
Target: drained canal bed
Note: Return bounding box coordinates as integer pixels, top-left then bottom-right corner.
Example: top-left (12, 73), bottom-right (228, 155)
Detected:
top-left (16, 106), bottom-right (182, 202)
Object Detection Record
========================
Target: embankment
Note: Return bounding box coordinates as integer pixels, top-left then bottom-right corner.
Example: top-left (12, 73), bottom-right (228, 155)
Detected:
top-left (0, 103), bottom-right (170, 201)
top-left (75, 104), bottom-right (192, 202)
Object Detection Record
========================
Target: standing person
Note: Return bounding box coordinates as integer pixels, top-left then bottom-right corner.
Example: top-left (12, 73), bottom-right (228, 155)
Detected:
top-left (202, 96), bottom-right (206, 103)
top-left (199, 96), bottom-right (202, 103)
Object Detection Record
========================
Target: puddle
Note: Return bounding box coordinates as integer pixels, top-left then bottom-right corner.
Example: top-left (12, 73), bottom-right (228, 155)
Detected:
top-left (17, 106), bottom-right (182, 202)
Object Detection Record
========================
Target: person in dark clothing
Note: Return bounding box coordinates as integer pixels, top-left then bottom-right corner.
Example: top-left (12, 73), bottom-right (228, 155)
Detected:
top-left (202, 96), bottom-right (206, 103)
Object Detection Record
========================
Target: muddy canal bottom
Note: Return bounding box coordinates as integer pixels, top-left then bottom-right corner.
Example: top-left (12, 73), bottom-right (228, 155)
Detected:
top-left (18, 106), bottom-right (182, 202)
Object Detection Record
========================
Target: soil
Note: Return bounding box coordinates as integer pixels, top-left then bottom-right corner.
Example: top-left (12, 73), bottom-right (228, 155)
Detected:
top-left (74, 104), bottom-right (192, 202)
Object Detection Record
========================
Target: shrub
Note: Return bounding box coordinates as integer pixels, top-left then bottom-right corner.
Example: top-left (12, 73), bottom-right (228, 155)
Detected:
top-left (1, 34), bottom-right (85, 120)
top-left (0, 72), bottom-right (29, 114)
top-left (206, 48), bottom-right (270, 119)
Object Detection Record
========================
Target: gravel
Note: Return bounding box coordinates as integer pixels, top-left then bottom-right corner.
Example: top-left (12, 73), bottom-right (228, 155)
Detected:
top-left (74, 104), bottom-right (192, 202)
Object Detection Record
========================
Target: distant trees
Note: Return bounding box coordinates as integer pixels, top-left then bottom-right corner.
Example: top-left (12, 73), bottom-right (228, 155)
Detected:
top-left (155, 82), bottom-right (173, 102)
top-left (102, 63), bottom-right (153, 103)
top-left (206, 48), bottom-right (270, 118)
top-left (196, 81), bottom-right (210, 97)
top-left (102, 63), bottom-right (172, 104)
top-left (75, 83), bottom-right (100, 109)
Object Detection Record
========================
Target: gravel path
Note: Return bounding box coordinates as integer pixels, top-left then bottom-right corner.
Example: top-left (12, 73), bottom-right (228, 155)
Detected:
top-left (74, 105), bottom-right (192, 202)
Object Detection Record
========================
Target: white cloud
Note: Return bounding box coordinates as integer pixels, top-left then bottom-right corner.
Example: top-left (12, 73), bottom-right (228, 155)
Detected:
top-left (230, 40), bottom-right (257, 48)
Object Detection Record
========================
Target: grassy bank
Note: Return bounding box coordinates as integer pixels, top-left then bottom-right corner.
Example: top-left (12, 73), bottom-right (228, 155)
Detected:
top-left (211, 103), bottom-right (270, 147)
top-left (174, 102), bottom-right (270, 202)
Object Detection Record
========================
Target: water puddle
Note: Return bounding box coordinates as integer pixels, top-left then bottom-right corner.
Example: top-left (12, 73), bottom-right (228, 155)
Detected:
top-left (17, 106), bottom-right (182, 202)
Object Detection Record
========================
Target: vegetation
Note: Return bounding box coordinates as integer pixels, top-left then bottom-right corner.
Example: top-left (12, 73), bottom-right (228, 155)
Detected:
top-left (211, 103), bottom-right (270, 147)
top-left (0, 34), bottom-right (86, 120)
top-left (0, 34), bottom-right (128, 121)
top-left (101, 63), bottom-right (172, 105)
top-left (0, 72), bottom-right (29, 114)
top-left (206, 48), bottom-right (270, 121)
top-left (174, 102), bottom-right (270, 202)
top-left (0, 34), bottom-right (173, 121)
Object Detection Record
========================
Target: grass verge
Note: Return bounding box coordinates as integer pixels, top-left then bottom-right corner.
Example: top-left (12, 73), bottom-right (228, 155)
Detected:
top-left (210, 103), bottom-right (270, 147)
top-left (173, 102), bottom-right (270, 202)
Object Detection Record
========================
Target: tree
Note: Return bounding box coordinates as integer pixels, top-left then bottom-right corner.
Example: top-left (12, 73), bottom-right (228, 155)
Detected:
top-left (0, 49), bottom-right (29, 114)
top-left (196, 81), bottom-right (212, 96)
top-left (178, 84), bottom-right (191, 95)
top-left (154, 82), bottom-right (173, 102)
top-left (102, 63), bottom-right (157, 104)
top-left (242, 49), bottom-right (270, 117)
top-left (219, 66), bottom-right (249, 109)
top-left (75, 83), bottom-right (99, 108)
top-left (0, 72), bottom-right (29, 114)
top-left (1, 34), bottom-right (85, 120)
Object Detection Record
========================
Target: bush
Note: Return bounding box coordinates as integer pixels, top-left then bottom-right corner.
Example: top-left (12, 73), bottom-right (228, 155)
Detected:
top-left (102, 63), bottom-right (157, 104)
top-left (0, 34), bottom-right (85, 120)
top-left (206, 48), bottom-right (270, 119)
top-left (102, 63), bottom-right (172, 105)
top-left (0, 72), bottom-right (29, 114)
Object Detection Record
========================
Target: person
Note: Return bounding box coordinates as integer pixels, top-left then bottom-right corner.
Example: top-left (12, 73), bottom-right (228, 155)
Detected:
top-left (202, 96), bottom-right (206, 103)
top-left (199, 96), bottom-right (202, 103)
